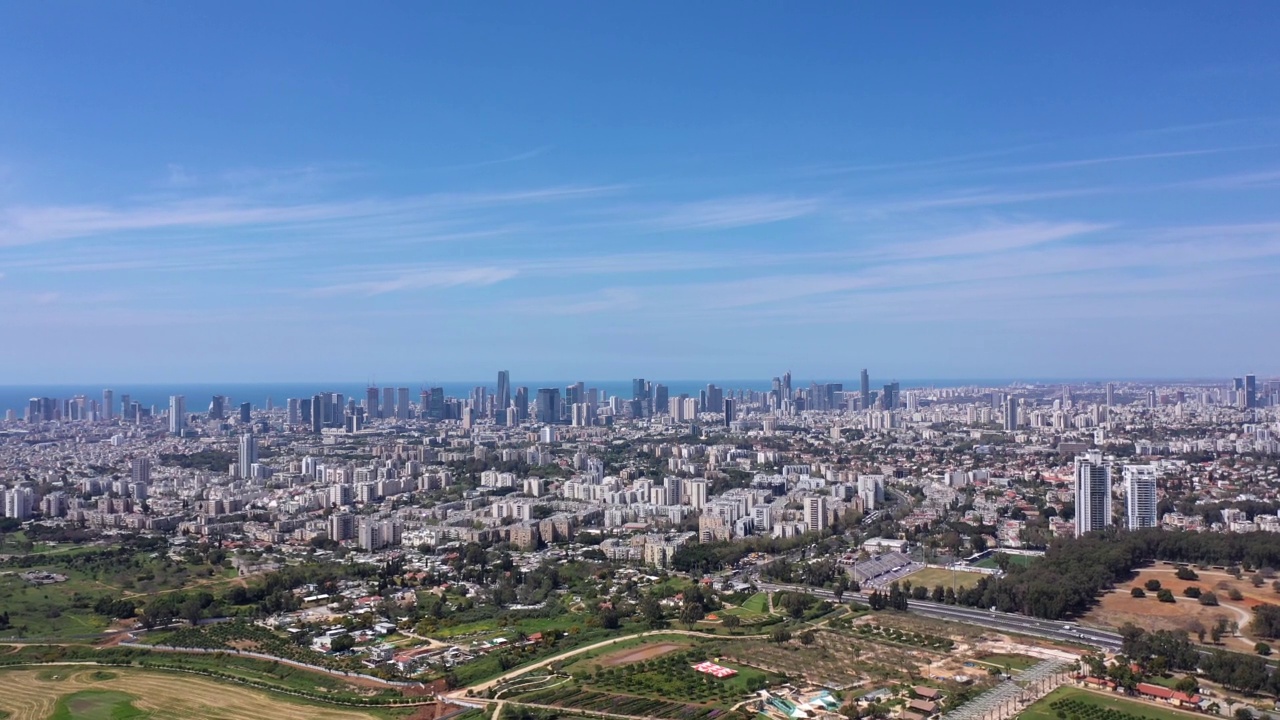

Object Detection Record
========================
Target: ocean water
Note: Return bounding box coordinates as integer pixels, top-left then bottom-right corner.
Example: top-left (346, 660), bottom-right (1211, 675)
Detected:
top-left (0, 378), bottom-right (1084, 415)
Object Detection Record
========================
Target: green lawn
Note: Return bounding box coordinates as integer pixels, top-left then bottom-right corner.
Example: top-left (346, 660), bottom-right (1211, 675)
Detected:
top-left (48, 690), bottom-right (145, 720)
top-left (973, 553), bottom-right (1038, 570)
top-left (973, 653), bottom-right (1039, 671)
top-left (741, 593), bottom-right (770, 614)
top-left (1021, 687), bottom-right (1202, 720)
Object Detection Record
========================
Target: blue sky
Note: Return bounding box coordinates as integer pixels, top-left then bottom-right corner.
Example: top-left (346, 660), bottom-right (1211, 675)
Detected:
top-left (1, 3), bottom-right (1279, 383)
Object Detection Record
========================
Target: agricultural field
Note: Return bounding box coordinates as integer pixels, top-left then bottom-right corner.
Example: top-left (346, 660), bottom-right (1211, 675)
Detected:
top-left (903, 567), bottom-right (989, 591)
top-left (1020, 686), bottom-right (1202, 720)
top-left (0, 666), bottom-right (397, 720)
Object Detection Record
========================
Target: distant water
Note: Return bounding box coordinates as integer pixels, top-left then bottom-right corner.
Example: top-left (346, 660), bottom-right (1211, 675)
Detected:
top-left (0, 378), bottom-right (1101, 415)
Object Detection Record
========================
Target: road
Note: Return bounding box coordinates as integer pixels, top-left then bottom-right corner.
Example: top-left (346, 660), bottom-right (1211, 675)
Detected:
top-left (756, 581), bottom-right (1123, 651)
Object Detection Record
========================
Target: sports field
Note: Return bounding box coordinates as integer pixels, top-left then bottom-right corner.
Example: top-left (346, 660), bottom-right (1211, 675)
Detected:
top-left (0, 667), bottom-right (386, 720)
top-left (903, 567), bottom-right (988, 591)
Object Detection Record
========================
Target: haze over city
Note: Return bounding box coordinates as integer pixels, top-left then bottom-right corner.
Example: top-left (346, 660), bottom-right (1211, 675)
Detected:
top-left (2, 4), bottom-right (1280, 382)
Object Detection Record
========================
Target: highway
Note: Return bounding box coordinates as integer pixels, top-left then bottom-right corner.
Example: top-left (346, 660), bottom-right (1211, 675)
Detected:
top-left (756, 581), bottom-right (1123, 652)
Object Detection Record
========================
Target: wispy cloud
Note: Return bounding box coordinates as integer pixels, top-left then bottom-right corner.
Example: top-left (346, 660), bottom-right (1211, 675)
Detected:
top-left (307, 266), bottom-right (518, 297)
top-left (0, 185), bottom-right (619, 247)
top-left (650, 195), bottom-right (819, 230)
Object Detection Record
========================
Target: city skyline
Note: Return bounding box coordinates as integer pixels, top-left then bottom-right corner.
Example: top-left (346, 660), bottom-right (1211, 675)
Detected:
top-left (3, 5), bottom-right (1280, 382)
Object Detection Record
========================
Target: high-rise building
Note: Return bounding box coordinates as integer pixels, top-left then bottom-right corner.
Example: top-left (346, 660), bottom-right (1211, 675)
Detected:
top-left (310, 394), bottom-right (324, 433)
top-left (496, 370), bottom-right (511, 424)
top-left (536, 388), bottom-right (561, 424)
top-left (881, 382), bottom-right (899, 411)
top-left (1124, 466), bottom-right (1158, 529)
top-left (858, 474), bottom-right (884, 510)
top-left (239, 402), bottom-right (251, 423)
top-left (514, 387), bottom-right (529, 423)
top-left (654, 384), bottom-right (669, 414)
top-left (1105, 382), bottom-right (1116, 407)
top-left (723, 398), bottom-right (735, 427)
top-left (687, 479), bottom-right (708, 510)
top-left (396, 388), bottom-right (410, 420)
top-left (130, 457), bottom-right (151, 485)
top-left (860, 369), bottom-right (870, 410)
top-left (1003, 395), bottom-right (1018, 431)
top-left (238, 433), bottom-right (258, 479)
top-left (102, 389), bottom-right (114, 421)
top-left (168, 395), bottom-right (186, 435)
top-left (1245, 374), bottom-right (1258, 409)
top-left (366, 386), bottom-right (380, 419)
top-left (804, 496), bottom-right (828, 534)
top-left (209, 395), bottom-right (227, 420)
top-left (4, 487), bottom-right (33, 521)
top-left (1074, 451), bottom-right (1112, 536)
top-left (781, 371), bottom-right (792, 401)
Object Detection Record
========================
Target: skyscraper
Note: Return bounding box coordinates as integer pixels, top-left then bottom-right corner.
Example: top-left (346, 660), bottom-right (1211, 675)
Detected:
top-left (366, 386), bottom-right (380, 419)
top-left (1074, 451), bottom-right (1112, 536)
top-left (1124, 467), bottom-right (1157, 529)
top-left (496, 370), bottom-right (511, 423)
top-left (396, 388), bottom-right (410, 420)
top-left (102, 389), bottom-right (114, 421)
top-left (1003, 395), bottom-right (1018, 431)
top-left (168, 395), bottom-right (186, 435)
top-left (654, 384), bottom-right (669, 414)
top-left (514, 387), bottom-right (529, 422)
top-left (310, 394), bottom-right (324, 433)
top-left (1105, 382), bottom-right (1116, 407)
top-left (382, 387), bottom-right (395, 420)
top-left (860, 369), bottom-right (870, 410)
top-left (536, 388), bottom-right (561, 425)
top-left (239, 402), bottom-right (251, 423)
top-left (723, 398), bottom-right (735, 427)
top-left (238, 432), bottom-right (258, 479)
top-left (1246, 374), bottom-right (1257, 409)
top-left (130, 457), bottom-right (151, 485)
top-left (209, 395), bottom-right (227, 420)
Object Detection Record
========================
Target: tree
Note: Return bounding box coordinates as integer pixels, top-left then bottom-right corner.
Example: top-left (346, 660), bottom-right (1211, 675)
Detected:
top-left (1184, 586), bottom-right (1202, 599)
top-left (1131, 588), bottom-right (1146, 598)
top-left (769, 627), bottom-right (791, 644)
top-left (636, 596), bottom-right (666, 630)
top-left (1175, 676), bottom-right (1199, 694)
top-left (721, 614), bottom-right (741, 632)
top-left (1256, 642), bottom-right (1272, 656)
top-left (1228, 588), bottom-right (1244, 602)
top-left (1145, 579), bottom-right (1162, 591)
top-left (1176, 566), bottom-right (1199, 581)
top-left (1199, 591), bottom-right (1219, 606)
top-left (799, 630), bottom-right (816, 645)
top-left (330, 634), bottom-right (355, 653)
top-left (1157, 589), bottom-right (1176, 603)
top-left (679, 600), bottom-right (705, 629)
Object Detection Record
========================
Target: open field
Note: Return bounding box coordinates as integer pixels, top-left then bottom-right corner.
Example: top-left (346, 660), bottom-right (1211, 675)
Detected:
top-left (1083, 565), bottom-right (1265, 646)
top-left (1020, 686), bottom-right (1202, 720)
top-left (903, 567), bottom-right (988, 591)
top-left (0, 666), bottom-right (392, 720)
top-left (593, 641), bottom-right (689, 668)
top-left (741, 593), bottom-right (770, 614)
top-left (973, 553), bottom-right (1037, 570)
top-left (972, 653), bottom-right (1039, 671)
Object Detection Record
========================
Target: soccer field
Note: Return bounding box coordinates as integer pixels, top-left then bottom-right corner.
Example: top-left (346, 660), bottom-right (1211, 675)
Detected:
top-left (903, 567), bottom-right (988, 591)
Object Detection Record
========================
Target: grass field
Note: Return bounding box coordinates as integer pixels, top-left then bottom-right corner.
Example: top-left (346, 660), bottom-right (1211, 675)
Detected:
top-left (903, 567), bottom-right (988, 591)
top-left (741, 593), bottom-right (770, 614)
top-left (48, 690), bottom-right (145, 720)
top-left (973, 653), bottom-right (1039, 671)
top-left (1020, 687), bottom-right (1202, 720)
top-left (0, 667), bottom-right (395, 720)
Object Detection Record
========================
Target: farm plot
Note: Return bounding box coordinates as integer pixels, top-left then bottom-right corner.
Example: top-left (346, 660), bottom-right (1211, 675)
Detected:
top-left (515, 686), bottom-right (721, 720)
top-left (1021, 686), bottom-right (1202, 720)
top-left (718, 628), bottom-right (942, 689)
